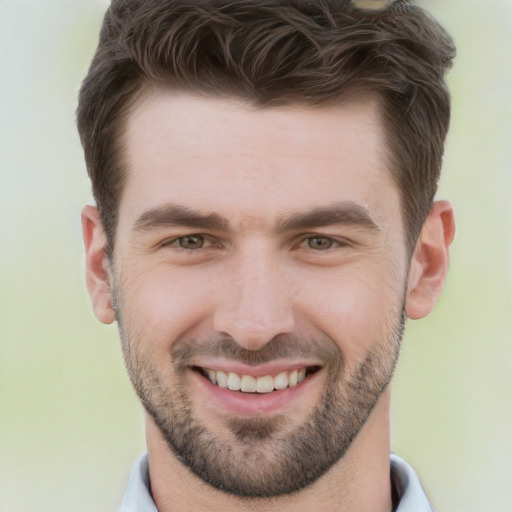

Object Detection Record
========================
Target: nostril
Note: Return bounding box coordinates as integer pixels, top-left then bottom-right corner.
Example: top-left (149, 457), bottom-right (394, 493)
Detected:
top-left (212, 313), bottom-right (296, 352)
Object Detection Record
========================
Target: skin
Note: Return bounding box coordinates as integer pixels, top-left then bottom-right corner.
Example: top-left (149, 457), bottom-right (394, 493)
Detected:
top-left (82, 89), bottom-right (455, 512)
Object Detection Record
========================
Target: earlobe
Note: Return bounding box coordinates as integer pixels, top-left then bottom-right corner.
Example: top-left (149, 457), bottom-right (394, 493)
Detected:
top-left (81, 205), bottom-right (116, 324)
top-left (406, 200), bottom-right (456, 320)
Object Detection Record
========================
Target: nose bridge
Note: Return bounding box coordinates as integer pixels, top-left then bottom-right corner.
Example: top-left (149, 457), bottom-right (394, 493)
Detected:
top-left (213, 240), bottom-right (295, 350)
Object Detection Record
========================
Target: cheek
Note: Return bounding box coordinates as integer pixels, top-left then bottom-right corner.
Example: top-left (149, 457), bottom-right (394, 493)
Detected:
top-left (119, 264), bottom-right (216, 350)
top-left (299, 264), bottom-right (405, 363)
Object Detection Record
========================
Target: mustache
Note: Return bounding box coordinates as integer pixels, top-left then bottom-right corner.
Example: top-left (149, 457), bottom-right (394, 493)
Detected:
top-left (170, 333), bottom-right (342, 368)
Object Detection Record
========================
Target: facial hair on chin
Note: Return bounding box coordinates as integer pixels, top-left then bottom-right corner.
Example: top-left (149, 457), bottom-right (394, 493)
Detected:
top-left (116, 301), bottom-right (405, 498)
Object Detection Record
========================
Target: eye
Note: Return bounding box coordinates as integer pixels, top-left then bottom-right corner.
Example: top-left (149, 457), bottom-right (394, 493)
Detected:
top-left (158, 233), bottom-right (224, 254)
top-left (305, 236), bottom-right (337, 250)
top-left (174, 234), bottom-right (206, 250)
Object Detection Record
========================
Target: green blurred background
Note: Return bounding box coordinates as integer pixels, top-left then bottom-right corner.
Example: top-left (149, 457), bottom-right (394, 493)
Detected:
top-left (0, 1), bottom-right (510, 510)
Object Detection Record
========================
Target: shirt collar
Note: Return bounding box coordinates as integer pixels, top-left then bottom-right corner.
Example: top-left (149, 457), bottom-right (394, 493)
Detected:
top-left (120, 452), bottom-right (433, 511)
top-left (391, 453), bottom-right (434, 511)
top-left (119, 452), bottom-right (157, 512)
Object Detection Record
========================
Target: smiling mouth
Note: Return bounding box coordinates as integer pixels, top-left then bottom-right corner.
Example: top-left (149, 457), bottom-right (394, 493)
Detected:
top-left (195, 366), bottom-right (321, 394)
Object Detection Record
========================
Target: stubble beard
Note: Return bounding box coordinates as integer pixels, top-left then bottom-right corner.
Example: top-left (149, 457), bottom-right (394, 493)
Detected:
top-left (113, 284), bottom-right (405, 498)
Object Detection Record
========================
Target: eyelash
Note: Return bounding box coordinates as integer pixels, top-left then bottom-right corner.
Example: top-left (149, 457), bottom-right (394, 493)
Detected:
top-left (160, 234), bottom-right (348, 252)
top-left (160, 234), bottom-right (212, 251)
top-left (300, 235), bottom-right (345, 251)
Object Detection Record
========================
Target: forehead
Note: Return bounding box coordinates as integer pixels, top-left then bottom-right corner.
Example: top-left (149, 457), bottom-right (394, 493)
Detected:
top-left (119, 89), bottom-right (401, 233)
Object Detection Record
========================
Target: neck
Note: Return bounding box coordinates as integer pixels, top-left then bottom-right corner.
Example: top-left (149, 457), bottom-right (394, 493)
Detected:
top-left (147, 388), bottom-right (393, 512)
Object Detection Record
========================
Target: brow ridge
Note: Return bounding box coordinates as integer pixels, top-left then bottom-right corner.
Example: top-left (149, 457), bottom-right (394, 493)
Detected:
top-left (133, 204), bottom-right (228, 232)
top-left (276, 202), bottom-right (379, 233)
top-left (131, 201), bottom-right (379, 234)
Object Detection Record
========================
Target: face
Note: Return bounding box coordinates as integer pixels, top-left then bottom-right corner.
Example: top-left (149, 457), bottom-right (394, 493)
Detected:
top-left (110, 90), bottom-right (409, 496)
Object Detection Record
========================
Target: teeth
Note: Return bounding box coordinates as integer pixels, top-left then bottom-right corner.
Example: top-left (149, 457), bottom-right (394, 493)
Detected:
top-left (203, 367), bottom-right (312, 393)
top-left (205, 369), bottom-right (216, 383)
top-left (274, 371), bottom-right (288, 390)
top-left (216, 370), bottom-right (228, 388)
top-left (288, 369), bottom-right (298, 387)
top-left (227, 372), bottom-right (241, 391)
top-left (240, 375), bottom-right (257, 392)
top-left (256, 375), bottom-right (274, 393)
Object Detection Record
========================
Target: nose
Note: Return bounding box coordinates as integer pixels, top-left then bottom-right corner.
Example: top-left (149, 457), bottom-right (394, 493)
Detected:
top-left (212, 243), bottom-right (296, 351)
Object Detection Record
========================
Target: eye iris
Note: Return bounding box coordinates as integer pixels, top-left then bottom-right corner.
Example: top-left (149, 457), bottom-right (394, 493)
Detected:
top-left (308, 237), bottom-right (333, 250)
top-left (178, 235), bottom-right (204, 249)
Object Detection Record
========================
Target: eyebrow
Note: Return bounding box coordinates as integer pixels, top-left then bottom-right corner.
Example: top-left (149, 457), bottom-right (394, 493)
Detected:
top-left (131, 201), bottom-right (379, 234)
top-left (276, 202), bottom-right (379, 233)
top-left (132, 204), bottom-right (228, 232)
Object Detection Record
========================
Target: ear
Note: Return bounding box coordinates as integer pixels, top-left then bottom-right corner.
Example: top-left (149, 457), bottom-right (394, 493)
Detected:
top-left (406, 200), bottom-right (456, 320)
top-left (81, 205), bottom-right (116, 324)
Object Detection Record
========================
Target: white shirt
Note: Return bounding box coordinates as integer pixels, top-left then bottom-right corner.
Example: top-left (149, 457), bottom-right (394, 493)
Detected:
top-left (119, 451), bottom-right (434, 511)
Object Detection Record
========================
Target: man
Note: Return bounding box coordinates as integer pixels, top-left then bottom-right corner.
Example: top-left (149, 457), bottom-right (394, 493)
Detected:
top-left (77, 0), bottom-right (456, 510)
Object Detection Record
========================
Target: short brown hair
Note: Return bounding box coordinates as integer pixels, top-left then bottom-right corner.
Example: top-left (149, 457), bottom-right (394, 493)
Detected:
top-left (77, 0), bottom-right (455, 255)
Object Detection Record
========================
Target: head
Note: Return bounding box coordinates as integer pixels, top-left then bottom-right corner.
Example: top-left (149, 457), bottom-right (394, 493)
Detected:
top-left (79, 0), bottom-right (456, 501)
top-left (77, 0), bottom-right (455, 257)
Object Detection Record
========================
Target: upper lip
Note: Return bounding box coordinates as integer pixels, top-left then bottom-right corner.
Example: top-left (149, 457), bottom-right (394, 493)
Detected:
top-left (191, 358), bottom-right (323, 378)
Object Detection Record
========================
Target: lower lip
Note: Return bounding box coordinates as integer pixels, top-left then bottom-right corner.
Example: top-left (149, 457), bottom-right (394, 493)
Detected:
top-left (191, 369), bottom-right (322, 416)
